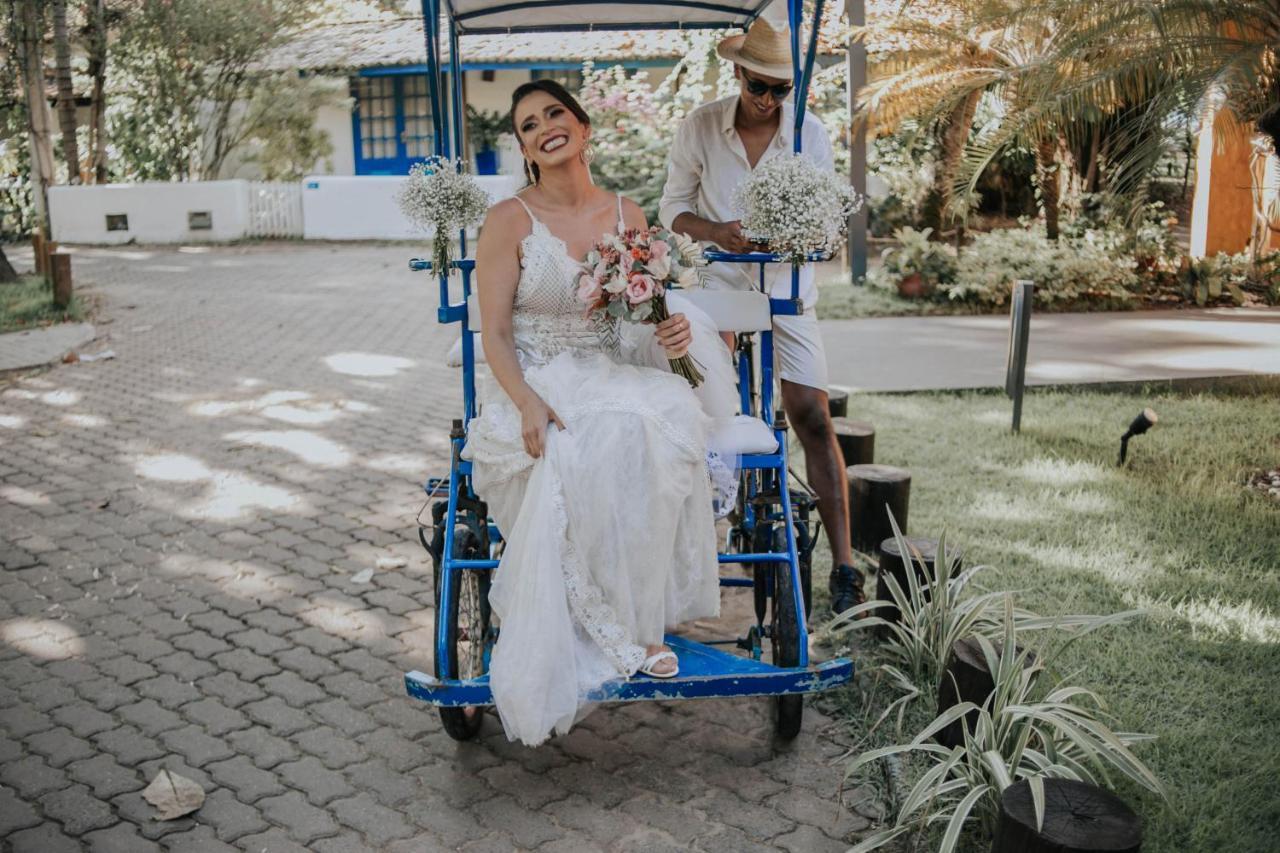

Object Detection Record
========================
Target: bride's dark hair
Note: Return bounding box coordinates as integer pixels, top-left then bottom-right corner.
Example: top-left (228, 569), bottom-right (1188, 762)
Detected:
top-left (509, 80), bottom-right (592, 185)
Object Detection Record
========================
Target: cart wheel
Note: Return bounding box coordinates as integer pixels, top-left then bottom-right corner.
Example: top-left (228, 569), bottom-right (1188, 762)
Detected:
top-left (792, 521), bottom-right (813, 618)
top-left (432, 527), bottom-right (492, 741)
top-left (771, 528), bottom-right (804, 740)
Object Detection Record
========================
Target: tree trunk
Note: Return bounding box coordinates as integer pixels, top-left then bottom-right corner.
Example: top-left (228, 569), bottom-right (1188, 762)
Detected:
top-left (0, 247), bottom-right (18, 284)
top-left (1036, 135), bottom-right (1061, 241)
top-left (85, 0), bottom-right (109, 184)
top-left (924, 87), bottom-right (982, 236)
top-left (52, 0), bottom-right (80, 183)
top-left (18, 0), bottom-right (57, 232)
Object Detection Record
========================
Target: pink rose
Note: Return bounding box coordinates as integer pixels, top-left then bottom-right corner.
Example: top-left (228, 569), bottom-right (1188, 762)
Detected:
top-left (649, 240), bottom-right (670, 263)
top-left (626, 273), bottom-right (655, 305)
top-left (576, 274), bottom-right (602, 305)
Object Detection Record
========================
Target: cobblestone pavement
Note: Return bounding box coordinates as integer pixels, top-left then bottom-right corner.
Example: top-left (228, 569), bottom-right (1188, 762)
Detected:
top-left (1, 243), bottom-right (873, 852)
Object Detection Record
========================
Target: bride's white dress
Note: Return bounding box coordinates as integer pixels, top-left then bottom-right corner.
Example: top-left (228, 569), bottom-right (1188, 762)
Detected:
top-left (461, 193), bottom-right (721, 746)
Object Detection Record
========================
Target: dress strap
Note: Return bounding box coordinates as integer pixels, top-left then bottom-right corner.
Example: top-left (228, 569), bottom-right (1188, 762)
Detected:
top-left (512, 192), bottom-right (542, 230)
top-left (615, 194), bottom-right (625, 235)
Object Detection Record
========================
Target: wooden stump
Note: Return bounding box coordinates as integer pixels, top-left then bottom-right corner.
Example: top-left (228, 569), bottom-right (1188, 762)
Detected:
top-left (51, 253), bottom-right (72, 309)
top-left (848, 464), bottom-right (910, 555)
top-left (875, 536), bottom-right (959, 634)
top-left (828, 388), bottom-right (848, 419)
top-left (32, 233), bottom-right (46, 275)
top-left (833, 418), bottom-right (875, 466)
top-left (992, 778), bottom-right (1142, 853)
top-left (936, 636), bottom-right (1029, 748)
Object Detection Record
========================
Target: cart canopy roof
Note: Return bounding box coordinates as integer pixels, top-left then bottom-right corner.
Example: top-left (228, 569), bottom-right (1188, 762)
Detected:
top-left (445, 0), bottom-right (775, 34)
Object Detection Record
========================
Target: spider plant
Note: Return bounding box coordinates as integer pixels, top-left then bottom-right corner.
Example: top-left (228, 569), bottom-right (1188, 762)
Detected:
top-left (845, 600), bottom-right (1166, 853)
top-left (826, 514), bottom-right (1139, 733)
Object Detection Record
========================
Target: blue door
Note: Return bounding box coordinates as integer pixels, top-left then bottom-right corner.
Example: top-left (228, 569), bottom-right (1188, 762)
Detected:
top-left (352, 74), bottom-right (440, 175)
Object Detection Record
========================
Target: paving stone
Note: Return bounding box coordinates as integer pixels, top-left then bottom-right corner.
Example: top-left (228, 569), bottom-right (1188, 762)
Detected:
top-left (160, 725), bottom-right (235, 766)
top-left (9, 822), bottom-right (85, 853)
top-left (134, 675), bottom-right (202, 709)
top-left (93, 726), bottom-right (169, 768)
top-left (120, 634), bottom-right (181, 662)
top-left (226, 628), bottom-right (291, 657)
top-left (96, 655), bottom-right (158, 686)
top-left (83, 820), bottom-right (163, 853)
top-left (206, 756), bottom-right (284, 803)
top-left (313, 830), bottom-right (393, 853)
top-left (157, 826), bottom-right (239, 853)
top-left (768, 786), bottom-right (871, 840)
top-left (191, 788), bottom-right (267, 843)
top-left (1, 703), bottom-right (57, 737)
top-left (18, 677), bottom-right (80, 712)
top-left (305, 699), bottom-right (378, 736)
top-left (39, 783), bottom-right (119, 836)
top-left (543, 795), bottom-right (646, 845)
top-left (187, 610), bottom-right (248, 639)
top-left (474, 794), bottom-right (564, 848)
top-left (241, 698), bottom-right (311, 737)
top-left (212, 649), bottom-right (280, 683)
top-left (151, 651), bottom-right (218, 681)
top-left (276, 756), bottom-right (355, 805)
top-left (272, 646), bottom-right (340, 681)
top-left (241, 608), bottom-right (304, 635)
top-left (291, 726), bottom-right (367, 769)
top-left (258, 671), bottom-right (326, 708)
top-left (181, 698), bottom-right (251, 736)
top-left (318, 671), bottom-right (386, 708)
top-left (234, 828), bottom-right (312, 853)
top-left (0, 784), bottom-right (42, 835)
top-left (118, 699), bottom-right (187, 734)
top-left (773, 823), bottom-right (854, 853)
top-left (330, 793), bottom-right (416, 845)
top-left (257, 790), bottom-right (340, 844)
top-left (70, 678), bottom-right (142, 714)
top-left (67, 754), bottom-right (145, 799)
top-left (199, 672), bottom-right (266, 709)
top-left (225, 727), bottom-right (300, 771)
top-left (341, 759), bottom-right (416, 807)
top-left (1, 754), bottom-right (70, 798)
top-left (26, 722), bottom-right (96, 768)
top-left (171, 631), bottom-right (232, 659)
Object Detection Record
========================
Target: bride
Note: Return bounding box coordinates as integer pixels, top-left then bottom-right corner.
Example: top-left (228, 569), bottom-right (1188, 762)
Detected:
top-left (462, 80), bottom-right (733, 746)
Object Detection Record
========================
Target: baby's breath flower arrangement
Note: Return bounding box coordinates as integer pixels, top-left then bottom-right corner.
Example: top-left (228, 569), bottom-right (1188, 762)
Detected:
top-left (734, 154), bottom-right (863, 265)
top-left (397, 156), bottom-right (491, 278)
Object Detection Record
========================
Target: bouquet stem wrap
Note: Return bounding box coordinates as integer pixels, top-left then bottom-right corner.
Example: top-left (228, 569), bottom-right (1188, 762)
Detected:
top-left (649, 294), bottom-right (704, 387)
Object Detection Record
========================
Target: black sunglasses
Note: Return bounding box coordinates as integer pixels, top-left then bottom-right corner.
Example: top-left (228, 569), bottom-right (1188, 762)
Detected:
top-left (741, 70), bottom-right (793, 100)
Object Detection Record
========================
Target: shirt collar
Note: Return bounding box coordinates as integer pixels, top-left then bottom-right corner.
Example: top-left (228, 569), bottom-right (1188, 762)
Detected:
top-left (721, 95), bottom-right (796, 149)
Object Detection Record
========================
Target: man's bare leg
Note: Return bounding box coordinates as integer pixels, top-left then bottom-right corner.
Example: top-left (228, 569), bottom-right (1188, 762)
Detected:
top-left (780, 380), bottom-right (863, 612)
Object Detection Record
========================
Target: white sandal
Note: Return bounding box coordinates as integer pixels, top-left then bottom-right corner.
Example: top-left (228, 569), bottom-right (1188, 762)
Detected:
top-left (638, 650), bottom-right (679, 679)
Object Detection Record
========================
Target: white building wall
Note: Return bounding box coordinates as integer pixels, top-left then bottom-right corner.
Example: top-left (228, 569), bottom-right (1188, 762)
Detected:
top-left (49, 181), bottom-right (251, 244)
top-left (301, 174), bottom-right (520, 240)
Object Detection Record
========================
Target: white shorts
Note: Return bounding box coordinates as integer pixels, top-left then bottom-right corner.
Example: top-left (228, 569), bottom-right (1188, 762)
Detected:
top-left (772, 309), bottom-right (829, 391)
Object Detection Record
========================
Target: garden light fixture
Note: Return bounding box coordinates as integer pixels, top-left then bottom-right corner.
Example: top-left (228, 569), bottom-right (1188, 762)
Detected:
top-left (1118, 408), bottom-right (1158, 466)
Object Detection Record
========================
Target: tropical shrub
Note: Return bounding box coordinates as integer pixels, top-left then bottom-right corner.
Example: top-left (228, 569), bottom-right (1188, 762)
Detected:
top-left (950, 226), bottom-right (1139, 309)
top-left (868, 227), bottom-right (959, 298)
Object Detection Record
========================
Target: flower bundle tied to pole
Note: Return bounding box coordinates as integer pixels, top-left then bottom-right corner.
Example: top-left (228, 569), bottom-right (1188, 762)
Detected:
top-left (396, 156), bottom-right (491, 278)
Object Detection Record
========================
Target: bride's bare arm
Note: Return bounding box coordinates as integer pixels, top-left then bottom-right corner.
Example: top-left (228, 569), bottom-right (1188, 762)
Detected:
top-left (475, 200), bottom-right (564, 458)
top-left (620, 198), bottom-right (691, 358)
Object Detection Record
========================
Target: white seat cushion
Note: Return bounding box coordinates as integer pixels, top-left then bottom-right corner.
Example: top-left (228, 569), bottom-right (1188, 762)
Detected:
top-left (446, 333), bottom-right (486, 368)
top-left (712, 414), bottom-right (778, 455)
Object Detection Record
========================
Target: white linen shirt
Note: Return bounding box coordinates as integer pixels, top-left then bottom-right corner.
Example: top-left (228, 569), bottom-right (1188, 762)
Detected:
top-left (659, 95), bottom-right (836, 309)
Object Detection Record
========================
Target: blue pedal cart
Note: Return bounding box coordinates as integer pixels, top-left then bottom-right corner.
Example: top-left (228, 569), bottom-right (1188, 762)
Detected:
top-left (405, 0), bottom-right (853, 740)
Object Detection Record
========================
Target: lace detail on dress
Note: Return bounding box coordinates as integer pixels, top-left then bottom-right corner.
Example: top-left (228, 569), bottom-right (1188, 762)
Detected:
top-left (546, 461), bottom-right (647, 676)
top-left (511, 196), bottom-right (620, 367)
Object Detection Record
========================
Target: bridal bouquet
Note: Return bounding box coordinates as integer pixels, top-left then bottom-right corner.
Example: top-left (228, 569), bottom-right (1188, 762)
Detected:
top-left (733, 153), bottom-right (863, 265)
top-left (576, 226), bottom-right (707, 387)
top-left (397, 156), bottom-right (491, 279)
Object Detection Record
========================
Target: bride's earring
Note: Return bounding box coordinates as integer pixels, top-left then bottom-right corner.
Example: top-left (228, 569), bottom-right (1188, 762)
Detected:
top-left (523, 158), bottom-right (538, 185)
top-left (580, 140), bottom-right (595, 166)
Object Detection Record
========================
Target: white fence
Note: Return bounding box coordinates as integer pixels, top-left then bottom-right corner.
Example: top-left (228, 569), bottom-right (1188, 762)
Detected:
top-left (247, 182), bottom-right (304, 239)
top-left (48, 176), bottom-right (521, 244)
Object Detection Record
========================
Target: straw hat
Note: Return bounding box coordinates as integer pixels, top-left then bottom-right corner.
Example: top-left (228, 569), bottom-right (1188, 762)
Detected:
top-left (716, 18), bottom-right (794, 80)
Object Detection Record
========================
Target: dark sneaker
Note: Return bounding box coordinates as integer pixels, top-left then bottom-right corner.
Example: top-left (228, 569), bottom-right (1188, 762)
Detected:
top-left (828, 564), bottom-right (866, 615)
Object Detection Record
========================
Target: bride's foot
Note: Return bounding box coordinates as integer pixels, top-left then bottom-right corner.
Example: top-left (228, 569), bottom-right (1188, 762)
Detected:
top-left (639, 644), bottom-right (679, 678)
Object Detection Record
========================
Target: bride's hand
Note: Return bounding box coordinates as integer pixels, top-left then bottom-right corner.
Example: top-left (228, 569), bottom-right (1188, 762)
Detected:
top-left (518, 394), bottom-right (566, 459)
top-left (655, 313), bottom-right (692, 359)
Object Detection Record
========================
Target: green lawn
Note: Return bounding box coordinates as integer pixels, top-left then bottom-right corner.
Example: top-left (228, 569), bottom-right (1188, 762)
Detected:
top-left (0, 274), bottom-right (87, 334)
top-left (805, 380), bottom-right (1280, 852)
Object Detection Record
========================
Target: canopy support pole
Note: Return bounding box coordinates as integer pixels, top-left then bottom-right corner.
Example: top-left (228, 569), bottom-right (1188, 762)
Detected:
top-left (845, 0), bottom-right (866, 283)
top-left (422, 0), bottom-right (447, 158)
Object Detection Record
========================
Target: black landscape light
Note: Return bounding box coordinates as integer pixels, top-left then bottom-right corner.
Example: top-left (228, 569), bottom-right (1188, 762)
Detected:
top-left (1118, 408), bottom-right (1158, 466)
